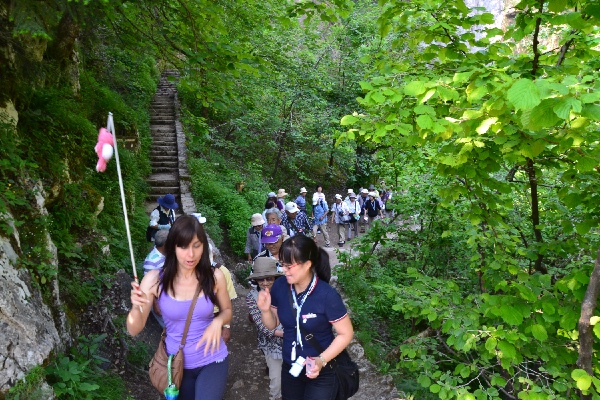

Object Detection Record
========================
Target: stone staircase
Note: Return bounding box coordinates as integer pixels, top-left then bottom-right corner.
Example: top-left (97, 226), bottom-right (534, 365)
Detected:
top-left (147, 72), bottom-right (180, 210)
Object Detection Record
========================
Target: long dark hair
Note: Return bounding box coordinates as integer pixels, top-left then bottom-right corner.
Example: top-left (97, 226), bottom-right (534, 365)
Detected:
top-left (160, 215), bottom-right (217, 305)
top-left (264, 200), bottom-right (276, 210)
top-left (279, 235), bottom-right (331, 283)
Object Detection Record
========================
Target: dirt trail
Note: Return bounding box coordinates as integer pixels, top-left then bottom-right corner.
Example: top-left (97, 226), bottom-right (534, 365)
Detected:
top-left (223, 225), bottom-right (400, 400)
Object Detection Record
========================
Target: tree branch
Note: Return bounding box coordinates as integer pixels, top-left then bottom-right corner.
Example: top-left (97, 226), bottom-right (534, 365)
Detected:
top-left (531, 0), bottom-right (544, 76)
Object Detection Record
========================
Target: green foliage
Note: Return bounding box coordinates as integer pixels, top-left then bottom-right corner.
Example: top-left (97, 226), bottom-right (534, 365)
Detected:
top-left (45, 334), bottom-right (109, 399)
top-left (335, 0), bottom-right (600, 397)
top-left (188, 158), bottom-right (257, 255)
top-left (0, 119), bottom-right (37, 236)
top-left (126, 340), bottom-right (154, 368)
top-left (5, 366), bottom-right (48, 400)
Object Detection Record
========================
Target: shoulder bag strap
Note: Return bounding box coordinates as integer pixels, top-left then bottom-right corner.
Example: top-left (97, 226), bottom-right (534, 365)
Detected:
top-left (288, 218), bottom-right (301, 234)
top-left (180, 283), bottom-right (202, 348)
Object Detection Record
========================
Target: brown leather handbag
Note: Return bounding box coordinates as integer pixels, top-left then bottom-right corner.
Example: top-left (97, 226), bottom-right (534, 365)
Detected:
top-left (148, 284), bottom-right (201, 393)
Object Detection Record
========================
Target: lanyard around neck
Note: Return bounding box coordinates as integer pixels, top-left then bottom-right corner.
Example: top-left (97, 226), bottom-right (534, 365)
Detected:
top-left (291, 273), bottom-right (318, 350)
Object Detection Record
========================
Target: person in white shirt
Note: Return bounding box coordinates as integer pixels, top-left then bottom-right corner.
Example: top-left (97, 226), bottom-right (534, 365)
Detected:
top-left (331, 194), bottom-right (350, 247)
top-left (345, 193), bottom-right (361, 240)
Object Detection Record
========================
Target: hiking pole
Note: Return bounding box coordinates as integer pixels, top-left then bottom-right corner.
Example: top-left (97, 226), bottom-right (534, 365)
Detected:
top-left (105, 113), bottom-right (141, 312)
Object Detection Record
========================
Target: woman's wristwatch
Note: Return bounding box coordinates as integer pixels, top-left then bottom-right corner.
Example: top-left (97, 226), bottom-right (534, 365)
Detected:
top-left (222, 324), bottom-right (231, 329)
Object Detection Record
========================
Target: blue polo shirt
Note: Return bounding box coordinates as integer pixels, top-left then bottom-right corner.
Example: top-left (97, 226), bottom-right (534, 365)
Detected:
top-left (270, 275), bottom-right (347, 365)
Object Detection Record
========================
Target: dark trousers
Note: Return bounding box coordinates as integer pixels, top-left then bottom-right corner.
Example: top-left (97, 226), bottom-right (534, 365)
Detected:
top-left (281, 362), bottom-right (337, 400)
top-left (179, 357), bottom-right (229, 400)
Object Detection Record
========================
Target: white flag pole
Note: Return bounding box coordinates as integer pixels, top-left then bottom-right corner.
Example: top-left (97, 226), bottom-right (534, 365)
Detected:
top-left (106, 112), bottom-right (138, 285)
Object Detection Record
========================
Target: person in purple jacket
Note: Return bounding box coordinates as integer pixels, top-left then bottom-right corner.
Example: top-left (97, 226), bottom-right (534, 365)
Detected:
top-left (127, 215), bottom-right (232, 400)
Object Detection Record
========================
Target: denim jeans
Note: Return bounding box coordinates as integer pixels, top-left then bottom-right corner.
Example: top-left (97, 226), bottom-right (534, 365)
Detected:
top-left (179, 357), bottom-right (229, 400)
top-left (281, 362), bottom-right (337, 400)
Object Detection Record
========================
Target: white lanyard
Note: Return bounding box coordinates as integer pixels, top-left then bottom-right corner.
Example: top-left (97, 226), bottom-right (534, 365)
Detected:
top-left (290, 274), bottom-right (318, 360)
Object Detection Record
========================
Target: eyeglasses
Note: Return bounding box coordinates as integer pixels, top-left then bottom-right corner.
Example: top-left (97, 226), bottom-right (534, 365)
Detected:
top-left (281, 262), bottom-right (300, 270)
top-left (257, 277), bottom-right (275, 282)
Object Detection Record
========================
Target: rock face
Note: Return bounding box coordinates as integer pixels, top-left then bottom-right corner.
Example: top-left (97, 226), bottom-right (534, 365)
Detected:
top-left (0, 234), bottom-right (60, 391)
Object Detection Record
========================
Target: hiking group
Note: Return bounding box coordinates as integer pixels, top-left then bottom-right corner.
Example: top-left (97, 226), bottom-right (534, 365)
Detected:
top-left (127, 184), bottom-right (390, 400)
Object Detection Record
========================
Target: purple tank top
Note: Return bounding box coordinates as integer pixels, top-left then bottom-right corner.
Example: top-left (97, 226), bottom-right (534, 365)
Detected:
top-left (158, 290), bottom-right (228, 368)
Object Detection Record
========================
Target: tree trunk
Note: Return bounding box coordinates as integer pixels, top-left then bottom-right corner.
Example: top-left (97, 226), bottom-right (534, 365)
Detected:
top-left (526, 157), bottom-right (548, 274)
top-left (576, 248), bottom-right (600, 400)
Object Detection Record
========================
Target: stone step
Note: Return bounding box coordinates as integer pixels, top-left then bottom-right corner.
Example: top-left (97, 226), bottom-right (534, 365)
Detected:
top-left (150, 122), bottom-right (175, 127)
top-left (151, 154), bottom-right (178, 161)
top-left (151, 140), bottom-right (177, 147)
top-left (149, 186), bottom-right (180, 196)
top-left (148, 177), bottom-right (179, 187)
top-left (151, 117), bottom-right (175, 123)
top-left (150, 128), bottom-right (176, 135)
top-left (152, 166), bottom-right (179, 173)
top-left (151, 149), bottom-right (177, 157)
top-left (150, 108), bottom-right (174, 113)
top-left (151, 144), bottom-right (177, 151)
top-left (151, 135), bottom-right (177, 141)
top-left (151, 162), bottom-right (178, 169)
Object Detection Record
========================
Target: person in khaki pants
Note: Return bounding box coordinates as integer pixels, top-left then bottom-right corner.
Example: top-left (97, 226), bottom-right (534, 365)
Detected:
top-left (331, 194), bottom-right (350, 247)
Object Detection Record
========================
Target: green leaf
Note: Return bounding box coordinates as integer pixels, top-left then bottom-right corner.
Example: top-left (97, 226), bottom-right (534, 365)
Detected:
top-left (341, 115), bottom-right (359, 126)
top-left (523, 99), bottom-right (561, 130)
top-left (576, 219), bottom-right (595, 235)
top-left (577, 156), bottom-right (596, 172)
top-left (497, 341), bottom-right (517, 360)
top-left (594, 323), bottom-right (600, 339)
top-left (553, 97), bottom-right (582, 119)
top-left (507, 79), bottom-right (541, 111)
top-left (476, 117), bottom-right (498, 134)
top-left (590, 316), bottom-right (600, 325)
top-left (572, 369), bottom-right (592, 391)
top-left (548, 0), bottom-right (568, 12)
top-left (430, 384), bottom-right (441, 393)
top-left (454, 71), bottom-right (474, 84)
top-left (417, 115), bottom-right (434, 129)
top-left (531, 324), bottom-right (548, 341)
top-left (405, 81), bottom-right (427, 96)
top-left (359, 81), bottom-right (374, 90)
top-left (485, 337), bottom-right (497, 352)
top-left (500, 306), bottom-right (523, 325)
top-left (581, 104), bottom-right (600, 121)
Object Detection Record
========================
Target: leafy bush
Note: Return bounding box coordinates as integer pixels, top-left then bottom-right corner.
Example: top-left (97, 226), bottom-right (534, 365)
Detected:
top-left (5, 366), bottom-right (49, 400)
top-left (189, 158), bottom-right (254, 255)
top-left (45, 334), bottom-right (109, 399)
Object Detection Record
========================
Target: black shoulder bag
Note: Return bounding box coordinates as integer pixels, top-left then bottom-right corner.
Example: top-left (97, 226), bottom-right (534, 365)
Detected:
top-left (287, 289), bottom-right (359, 399)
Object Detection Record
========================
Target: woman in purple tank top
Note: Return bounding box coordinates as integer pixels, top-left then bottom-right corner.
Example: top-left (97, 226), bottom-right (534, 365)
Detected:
top-left (127, 215), bottom-right (232, 400)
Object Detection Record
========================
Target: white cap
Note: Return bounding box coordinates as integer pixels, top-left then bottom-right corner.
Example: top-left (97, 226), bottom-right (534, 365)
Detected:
top-left (335, 194), bottom-right (342, 200)
top-left (361, 189), bottom-right (368, 194)
top-left (347, 189), bottom-right (355, 194)
top-left (300, 187), bottom-right (307, 193)
top-left (285, 202), bottom-right (300, 213)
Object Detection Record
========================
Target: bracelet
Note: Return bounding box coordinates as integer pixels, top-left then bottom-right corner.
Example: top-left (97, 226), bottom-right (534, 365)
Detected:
top-left (222, 324), bottom-right (231, 329)
top-left (318, 355), bottom-right (327, 367)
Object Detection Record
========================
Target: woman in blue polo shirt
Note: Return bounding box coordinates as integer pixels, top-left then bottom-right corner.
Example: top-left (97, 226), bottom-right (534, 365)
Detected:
top-left (257, 235), bottom-right (353, 399)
